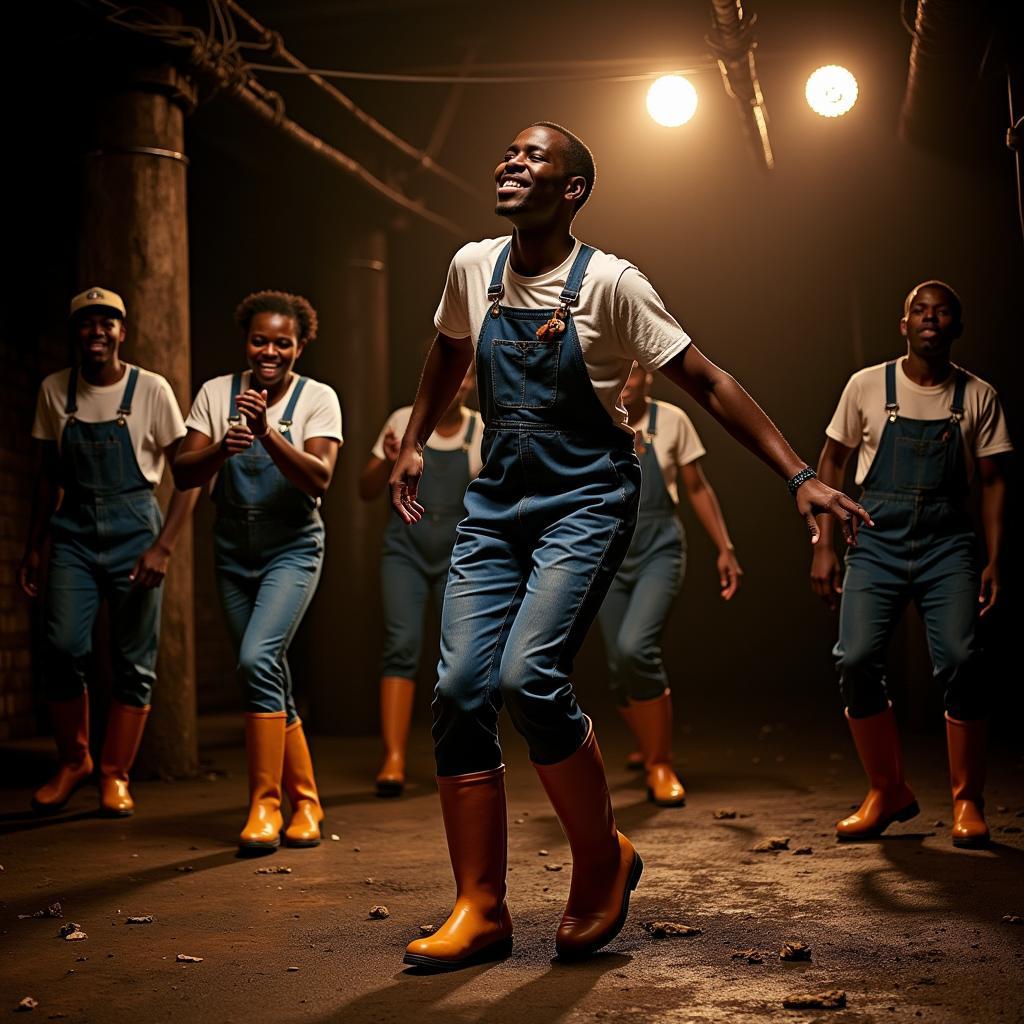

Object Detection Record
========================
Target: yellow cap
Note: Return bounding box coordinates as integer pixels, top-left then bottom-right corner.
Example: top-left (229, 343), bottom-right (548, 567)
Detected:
top-left (69, 287), bottom-right (126, 319)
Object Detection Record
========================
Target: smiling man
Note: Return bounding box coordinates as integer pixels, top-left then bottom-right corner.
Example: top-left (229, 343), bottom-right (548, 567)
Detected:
top-left (20, 287), bottom-right (195, 818)
top-left (391, 122), bottom-right (869, 970)
top-left (812, 281), bottom-right (1012, 848)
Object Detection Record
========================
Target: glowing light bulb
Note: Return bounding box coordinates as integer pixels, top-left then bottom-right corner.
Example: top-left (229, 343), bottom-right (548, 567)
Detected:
top-left (806, 65), bottom-right (858, 118)
top-left (646, 75), bottom-right (698, 128)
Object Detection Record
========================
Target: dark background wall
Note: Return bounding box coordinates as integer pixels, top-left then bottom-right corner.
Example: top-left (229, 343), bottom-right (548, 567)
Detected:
top-left (3, 0), bottom-right (1020, 742)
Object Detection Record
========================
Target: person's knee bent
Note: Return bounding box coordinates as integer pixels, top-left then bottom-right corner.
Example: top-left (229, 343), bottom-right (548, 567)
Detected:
top-left (617, 631), bottom-right (666, 702)
top-left (835, 642), bottom-right (888, 718)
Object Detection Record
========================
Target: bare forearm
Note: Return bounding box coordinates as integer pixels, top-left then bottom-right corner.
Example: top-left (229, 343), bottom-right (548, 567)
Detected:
top-left (814, 452), bottom-right (846, 549)
top-left (686, 482), bottom-right (733, 553)
top-left (173, 442), bottom-right (230, 490)
top-left (980, 477), bottom-right (1005, 566)
top-left (401, 335), bottom-right (474, 453)
top-left (359, 457), bottom-right (391, 501)
top-left (261, 430), bottom-right (333, 498)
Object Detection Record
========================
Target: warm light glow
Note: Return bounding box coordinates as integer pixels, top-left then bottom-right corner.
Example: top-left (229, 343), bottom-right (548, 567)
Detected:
top-left (805, 65), bottom-right (858, 118)
top-left (646, 75), bottom-right (698, 128)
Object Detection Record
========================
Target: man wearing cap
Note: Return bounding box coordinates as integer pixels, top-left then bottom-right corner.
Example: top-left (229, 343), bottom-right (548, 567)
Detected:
top-left (19, 287), bottom-right (197, 817)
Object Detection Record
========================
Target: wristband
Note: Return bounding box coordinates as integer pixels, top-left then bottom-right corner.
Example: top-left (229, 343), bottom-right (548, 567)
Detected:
top-left (787, 466), bottom-right (817, 495)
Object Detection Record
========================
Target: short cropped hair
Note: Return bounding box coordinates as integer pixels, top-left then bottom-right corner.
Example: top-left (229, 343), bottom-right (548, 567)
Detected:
top-left (234, 290), bottom-right (319, 343)
top-left (903, 280), bottom-right (962, 323)
top-left (531, 121), bottom-right (596, 213)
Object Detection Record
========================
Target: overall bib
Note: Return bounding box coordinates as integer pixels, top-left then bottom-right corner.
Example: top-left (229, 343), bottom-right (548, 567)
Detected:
top-left (45, 366), bottom-right (163, 706)
top-left (598, 401), bottom-right (687, 704)
top-left (834, 361), bottom-right (983, 720)
top-left (432, 242), bottom-right (642, 775)
top-left (213, 373), bottom-right (325, 724)
top-left (379, 416), bottom-right (476, 678)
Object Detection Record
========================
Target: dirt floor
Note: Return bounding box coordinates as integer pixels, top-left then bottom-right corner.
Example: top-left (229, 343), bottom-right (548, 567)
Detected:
top-left (1, 714), bottom-right (1022, 1023)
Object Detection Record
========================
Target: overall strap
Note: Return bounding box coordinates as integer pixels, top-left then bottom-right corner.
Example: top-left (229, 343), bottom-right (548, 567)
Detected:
top-left (646, 400), bottom-right (659, 438)
top-left (885, 360), bottom-right (899, 421)
top-left (117, 367), bottom-right (140, 418)
top-left (229, 371), bottom-right (243, 422)
top-left (279, 376), bottom-right (308, 433)
top-left (950, 369), bottom-right (967, 420)
top-left (487, 242), bottom-right (513, 306)
top-left (462, 412), bottom-right (477, 448)
top-left (558, 244), bottom-right (597, 306)
top-left (65, 368), bottom-right (79, 415)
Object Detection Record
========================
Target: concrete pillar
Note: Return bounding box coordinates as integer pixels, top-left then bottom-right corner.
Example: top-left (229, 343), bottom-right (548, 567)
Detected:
top-left (77, 61), bottom-right (198, 777)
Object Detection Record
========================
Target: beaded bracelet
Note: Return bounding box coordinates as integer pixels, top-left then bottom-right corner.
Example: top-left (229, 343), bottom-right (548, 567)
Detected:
top-left (787, 466), bottom-right (817, 495)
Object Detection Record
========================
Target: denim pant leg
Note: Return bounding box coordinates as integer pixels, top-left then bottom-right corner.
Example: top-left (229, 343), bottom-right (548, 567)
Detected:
top-left (104, 568), bottom-right (162, 707)
top-left (380, 551), bottom-right (431, 680)
top-left (597, 574), bottom-right (632, 704)
top-left (432, 519), bottom-right (528, 776)
top-left (834, 561), bottom-right (909, 717)
top-left (44, 539), bottom-right (102, 700)
top-left (915, 559), bottom-right (984, 720)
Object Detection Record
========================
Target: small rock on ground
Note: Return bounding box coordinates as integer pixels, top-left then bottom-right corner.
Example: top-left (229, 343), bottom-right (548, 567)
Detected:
top-left (16, 996), bottom-right (39, 1012)
top-left (752, 836), bottom-right (790, 852)
top-left (780, 940), bottom-right (812, 961)
top-left (368, 906), bottom-right (390, 919)
top-left (782, 990), bottom-right (847, 1009)
top-left (643, 921), bottom-right (702, 939)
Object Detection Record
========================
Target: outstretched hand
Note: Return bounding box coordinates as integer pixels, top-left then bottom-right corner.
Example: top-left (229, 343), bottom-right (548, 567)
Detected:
top-left (795, 478), bottom-right (872, 546)
top-left (389, 446), bottom-right (425, 524)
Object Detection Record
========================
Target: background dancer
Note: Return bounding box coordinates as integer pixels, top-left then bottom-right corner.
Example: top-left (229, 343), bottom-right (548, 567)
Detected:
top-left (812, 280), bottom-right (1011, 847)
top-left (175, 290), bottom-right (342, 853)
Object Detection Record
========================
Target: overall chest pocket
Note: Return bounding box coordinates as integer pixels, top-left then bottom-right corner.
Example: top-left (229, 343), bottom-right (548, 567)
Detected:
top-left (69, 437), bottom-right (124, 491)
top-left (893, 434), bottom-right (950, 492)
top-left (490, 338), bottom-right (560, 409)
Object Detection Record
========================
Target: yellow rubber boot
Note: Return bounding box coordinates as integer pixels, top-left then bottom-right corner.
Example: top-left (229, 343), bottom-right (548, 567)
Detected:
top-left (836, 705), bottom-right (919, 840)
top-left (98, 702), bottom-right (150, 816)
top-left (533, 723), bottom-right (643, 960)
top-left (239, 712), bottom-right (287, 854)
top-left (32, 695), bottom-right (93, 812)
top-left (376, 676), bottom-right (415, 797)
top-left (283, 719), bottom-right (324, 847)
top-left (946, 713), bottom-right (989, 848)
top-left (403, 766), bottom-right (513, 970)
top-left (629, 690), bottom-right (686, 807)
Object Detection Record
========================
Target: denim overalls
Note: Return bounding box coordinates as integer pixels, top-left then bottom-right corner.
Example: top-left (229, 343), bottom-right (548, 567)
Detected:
top-left (380, 415), bottom-right (476, 678)
top-left (213, 373), bottom-right (325, 724)
top-left (834, 361), bottom-right (983, 720)
top-left (432, 241), bottom-right (641, 775)
top-left (597, 401), bottom-right (686, 704)
top-left (45, 366), bottom-right (162, 706)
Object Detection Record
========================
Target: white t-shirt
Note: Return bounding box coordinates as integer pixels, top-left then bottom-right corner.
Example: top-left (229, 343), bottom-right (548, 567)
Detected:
top-left (372, 405), bottom-right (484, 477)
top-left (826, 359), bottom-right (1013, 485)
top-left (434, 236), bottom-right (691, 434)
top-left (31, 365), bottom-right (186, 487)
top-left (630, 399), bottom-right (706, 505)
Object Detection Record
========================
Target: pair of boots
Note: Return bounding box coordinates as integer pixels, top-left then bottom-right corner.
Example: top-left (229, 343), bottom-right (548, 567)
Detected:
top-left (618, 690), bottom-right (686, 807)
top-left (32, 695), bottom-right (150, 817)
top-left (239, 713), bottom-right (324, 853)
top-left (838, 704), bottom-right (989, 848)
top-left (404, 723), bottom-right (643, 970)
top-left (375, 676), bottom-right (414, 797)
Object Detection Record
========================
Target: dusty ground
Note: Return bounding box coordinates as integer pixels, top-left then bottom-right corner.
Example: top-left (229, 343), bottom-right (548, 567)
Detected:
top-left (1, 714), bottom-right (1022, 1023)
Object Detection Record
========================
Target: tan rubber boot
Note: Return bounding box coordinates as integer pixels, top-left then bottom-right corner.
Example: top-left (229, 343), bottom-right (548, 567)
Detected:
top-left (629, 690), bottom-right (686, 807)
top-left (239, 712), bottom-right (287, 854)
top-left (617, 705), bottom-right (644, 770)
top-left (32, 695), bottom-right (93, 812)
top-left (282, 719), bottom-right (324, 847)
top-left (376, 676), bottom-right (416, 797)
top-left (945, 713), bottom-right (989, 848)
top-left (533, 723), bottom-right (643, 960)
top-left (403, 766), bottom-right (513, 970)
top-left (836, 705), bottom-right (919, 840)
top-left (98, 702), bottom-right (150, 817)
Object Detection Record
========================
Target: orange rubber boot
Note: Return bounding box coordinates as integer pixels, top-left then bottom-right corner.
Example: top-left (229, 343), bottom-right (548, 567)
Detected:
top-left (403, 766), bottom-right (513, 970)
top-left (239, 712), bottom-right (287, 854)
top-left (945, 713), bottom-right (989, 848)
top-left (32, 695), bottom-right (93, 812)
top-left (617, 705), bottom-right (645, 770)
top-left (836, 705), bottom-right (919, 840)
top-left (283, 719), bottom-right (324, 847)
top-left (533, 723), bottom-right (643, 959)
top-left (98, 702), bottom-right (150, 816)
top-left (376, 676), bottom-right (415, 797)
top-left (629, 690), bottom-right (686, 807)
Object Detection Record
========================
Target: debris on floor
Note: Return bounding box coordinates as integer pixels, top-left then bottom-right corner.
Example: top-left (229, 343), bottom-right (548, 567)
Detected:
top-left (792, 847), bottom-right (813, 855)
top-left (58, 922), bottom-right (85, 941)
top-left (780, 940), bottom-right (812, 961)
top-left (18, 902), bottom-right (63, 921)
top-left (1001, 914), bottom-right (1023, 925)
top-left (368, 906), bottom-right (390, 919)
top-left (782, 990), bottom-right (847, 1009)
top-left (538, 849), bottom-right (549, 856)
top-left (286, 966), bottom-right (299, 972)
top-left (731, 948), bottom-right (766, 964)
top-left (751, 836), bottom-right (790, 852)
top-left (330, 834), bottom-right (340, 841)
top-left (713, 809), bottom-right (737, 819)
top-left (175, 866), bottom-right (194, 873)
top-left (175, 954), bottom-right (203, 963)
top-left (418, 923), bottom-right (436, 935)
top-left (255, 866), bottom-right (292, 874)
top-left (16, 996), bottom-right (38, 1012)
top-left (643, 921), bottom-right (702, 939)
top-left (544, 864), bottom-right (562, 872)
top-left (126, 916), bottom-right (154, 924)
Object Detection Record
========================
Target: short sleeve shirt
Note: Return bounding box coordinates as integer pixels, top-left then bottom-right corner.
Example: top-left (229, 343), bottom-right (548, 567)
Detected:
top-left (433, 236), bottom-right (691, 434)
top-left (372, 405), bottom-right (484, 477)
top-left (631, 399), bottom-right (706, 504)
